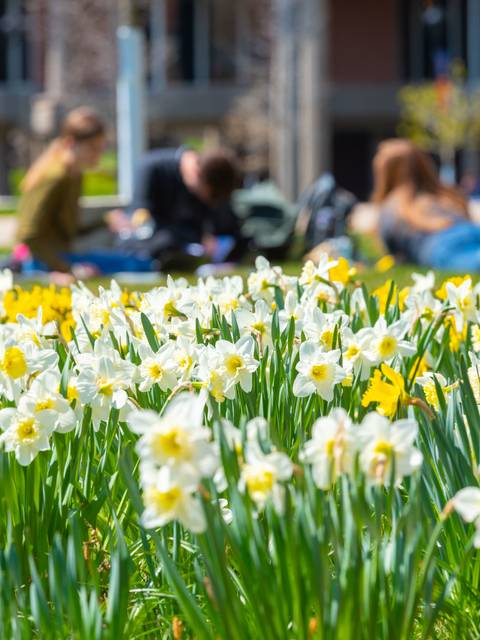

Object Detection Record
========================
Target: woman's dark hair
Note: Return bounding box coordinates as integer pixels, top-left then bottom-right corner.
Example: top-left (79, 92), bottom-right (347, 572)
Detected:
top-left (198, 149), bottom-right (239, 203)
top-left (372, 138), bottom-right (468, 232)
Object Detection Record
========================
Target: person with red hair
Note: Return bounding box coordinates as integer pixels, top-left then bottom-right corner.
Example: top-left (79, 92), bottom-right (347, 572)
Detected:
top-left (372, 138), bottom-right (479, 271)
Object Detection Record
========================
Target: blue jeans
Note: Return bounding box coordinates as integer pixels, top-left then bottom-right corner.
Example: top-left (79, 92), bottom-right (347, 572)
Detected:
top-left (23, 250), bottom-right (153, 274)
top-left (421, 222), bottom-right (480, 272)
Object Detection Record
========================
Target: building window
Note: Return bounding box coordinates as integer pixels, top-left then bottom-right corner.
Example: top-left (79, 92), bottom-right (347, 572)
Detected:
top-left (146, 0), bottom-right (246, 88)
top-left (401, 0), bottom-right (467, 80)
top-left (209, 0), bottom-right (237, 81)
top-left (0, 0), bottom-right (30, 85)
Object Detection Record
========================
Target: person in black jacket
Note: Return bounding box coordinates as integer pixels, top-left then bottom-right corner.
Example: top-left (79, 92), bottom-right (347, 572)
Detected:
top-left (124, 147), bottom-right (244, 267)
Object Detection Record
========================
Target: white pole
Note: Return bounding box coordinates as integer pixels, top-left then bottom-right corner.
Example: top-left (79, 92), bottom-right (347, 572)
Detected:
top-left (117, 26), bottom-right (146, 202)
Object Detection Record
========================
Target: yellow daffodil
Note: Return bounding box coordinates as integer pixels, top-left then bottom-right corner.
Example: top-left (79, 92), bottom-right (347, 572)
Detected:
top-left (362, 364), bottom-right (408, 418)
top-left (435, 275), bottom-right (471, 301)
top-left (375, 255), bottom-right (395, 273)
top-left (328, 257), bottom-right (357, 285)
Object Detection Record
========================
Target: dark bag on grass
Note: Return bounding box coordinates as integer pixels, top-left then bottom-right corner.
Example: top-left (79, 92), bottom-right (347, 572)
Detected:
top-left (300, 173), bottom-right (357, 252)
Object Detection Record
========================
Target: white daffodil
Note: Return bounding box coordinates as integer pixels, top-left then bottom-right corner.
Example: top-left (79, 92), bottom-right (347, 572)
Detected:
top-left (206, 275), bottom-right (244, 316)
top-left (247, 256), bottom-right (282, 304)
top-left (197, 345), bottom-right (229, 403)
top-left (12, 309), bottom-right (57, 347)
top-left (239, 443), bottom-right (293, 513)
top-left (278, 291), bottom-right (305, 335)
top-left (451, 487), bottom-right (480, 547)
top-left (357, 413), bottom-right (423, 485)
top-left (302, 308), bottom-right (349, 351)
top-left (172, 335), bottom-right (199, 381)
top-left (235, 299), bottom-right (273, 349)
top-left (0, 407), bottom-right (56, 465)
top-left (129, 392), bottom-right (218, 480)
top-left (471, 325), bottom-right (480, 352)
top-left (416, 372), bottom-right (454, 411)
top-left (215, 335), bottom-right (259, 397)
top-left (293, 341), bottom-right (345, 400)
top-left (403, 289), bottom-right (443, 328)
top-left (299, 257), bottom-right (337, 288)
top-left (411, 271), bottom-right (435, 294)
top-left (63, 373), bottom-right (83, 420)
top-left (0, 341), bottom-right (58, 401)
top-left (141, 465), bottom-right (206, 533)
top-left (446, 278), bottom-right (477, 330)
top-left (467, 352), bottom-right (480, 405)
top-left (18, 370), bottom-right (77, 433)
top-left (136, 342), bottom-right (178, 393)
top-left (341, 327), bottom-right (376, 380)
top-left (366, 317), bottom-right (416, 364)
top-left (77, 345), bottom-right (136, 429)
top-left (300, 408), bottom-right (354, 489)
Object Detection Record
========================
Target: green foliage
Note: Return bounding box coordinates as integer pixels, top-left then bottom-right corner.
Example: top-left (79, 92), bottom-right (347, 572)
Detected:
top-left (8, 151), bottom-right (118, 198)
top-left (398, 62), bottom-right (480, 162)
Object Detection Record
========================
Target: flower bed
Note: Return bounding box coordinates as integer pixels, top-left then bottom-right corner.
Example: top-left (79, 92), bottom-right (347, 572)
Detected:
top-left (0, 257), bottom-right (479, 638)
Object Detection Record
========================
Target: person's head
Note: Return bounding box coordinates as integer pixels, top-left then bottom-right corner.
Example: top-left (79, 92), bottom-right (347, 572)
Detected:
top-left (193, 149), bottom-right (238, 206)
top-left (372, 138), bottom-right (442, 203)
top-left (371, 138), bottom-right (467, 229)
top-left (22, 106), bottom-right (106, 192)
top-left (60, 107), bottom-right (106, 170)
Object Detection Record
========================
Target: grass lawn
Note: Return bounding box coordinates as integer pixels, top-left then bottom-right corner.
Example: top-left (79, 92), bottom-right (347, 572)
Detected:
top-left (14, 262), bottom-right (464, 293)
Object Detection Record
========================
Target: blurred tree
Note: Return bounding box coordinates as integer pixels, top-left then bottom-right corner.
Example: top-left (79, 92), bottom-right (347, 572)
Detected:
top-left (398, 62), bottom-right (480, 183)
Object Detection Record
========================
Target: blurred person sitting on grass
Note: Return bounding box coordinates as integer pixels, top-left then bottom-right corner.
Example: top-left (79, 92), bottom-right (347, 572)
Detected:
top-left (372, 138), bottom-right (478, 272)
top-left (118, 146), bottom-right (245, 268)
top-left (14, 107), bottom-right (152, 285)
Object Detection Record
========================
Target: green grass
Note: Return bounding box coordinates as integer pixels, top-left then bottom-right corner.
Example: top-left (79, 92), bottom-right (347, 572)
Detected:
top-left (8, 150), bottom-right (118, 199)
top-left (14, 263), bottom-right (466, 294)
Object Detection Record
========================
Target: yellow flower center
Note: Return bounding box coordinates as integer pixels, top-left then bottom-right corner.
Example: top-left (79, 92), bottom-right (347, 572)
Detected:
top-left (225, 354), bottom-right (244, 376)
top-left (423, 307), bottom-right (434, 321)
top-left (260, 279), bottom-right (270, 291)
top-left (316, 291), bottom-right (330, 303)
top-left (16, 418), bottom-right (37, 441)
top-left (67, 385), bottom-right (79, 402)
top-left (320, 329), bottom-right (334, 349)
top-left (97, 378), bottom-right (113, 396)
top-left (225, 298), bottom-right (239, 311)
top-left (163, 301), bottom-right (177, 319)
top-left (460, 295), bottom-right (473, 311)
top-left (325, 438), bottom-right (336, 457)
top-left (378, 336), bottom-right (397, 359)
top-left (2, 346), bottom-right (27, 379)
top-left (35, 398), bottom-right (54, 412)
top-left (145, 486), bottom-right (182, 512)
top-left (177, 354), bottom-right (193, 371)
top-left (148, 363), bottom-right (164, 381)
top-left (252, 321), bottom-right (266, 335)
top-left (345, 344), bottom-right (360, 359)
top-left (152, 427), bottom-right (189, 459)
top-left (246, 468), bottom-right (274, 495)
top-left (310, 364), bottom-right (329, 382)
top-left (373, 439), bottom-right (393, 457)
top-left (209, 370), bottom-right (225, 403)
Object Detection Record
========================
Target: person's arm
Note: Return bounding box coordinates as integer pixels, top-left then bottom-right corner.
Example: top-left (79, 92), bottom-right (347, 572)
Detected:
top-left (128, 155), bottom-right (159, 218)
top-left (17, 179), bottom-right (71, 272)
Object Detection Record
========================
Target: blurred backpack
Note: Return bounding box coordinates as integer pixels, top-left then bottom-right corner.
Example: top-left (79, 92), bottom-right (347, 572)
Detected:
top-left (299, 173), bottom-right (357, 253)
top-left (232, 181), bottom-right (297, 260)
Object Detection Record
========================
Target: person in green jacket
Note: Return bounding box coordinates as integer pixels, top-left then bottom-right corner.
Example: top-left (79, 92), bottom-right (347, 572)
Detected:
top-left (15, 107), bottom-right (151, 284)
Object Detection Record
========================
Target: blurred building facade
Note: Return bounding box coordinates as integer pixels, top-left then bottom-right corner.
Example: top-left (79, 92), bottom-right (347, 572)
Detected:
top-left (1, 0), bottom-right (479, 198)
